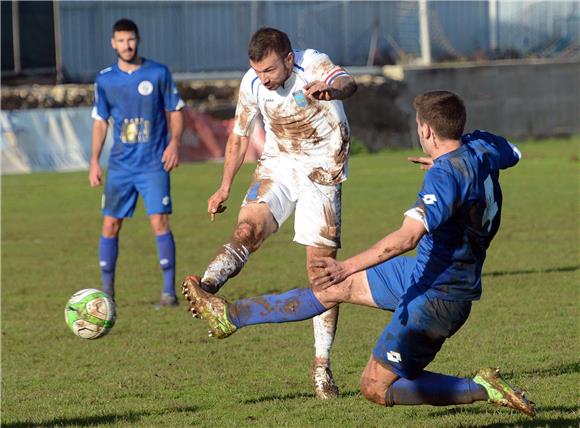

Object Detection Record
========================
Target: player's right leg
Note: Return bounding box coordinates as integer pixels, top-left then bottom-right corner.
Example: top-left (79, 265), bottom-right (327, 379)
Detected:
top-left (99, 169), bottom-right (139, 300)
top-left (99, 216), bottom-right (123, 299)
top-left (192, 161), bottom-right (295, 294)
top-left (193, 202), bottom-right (278, 294)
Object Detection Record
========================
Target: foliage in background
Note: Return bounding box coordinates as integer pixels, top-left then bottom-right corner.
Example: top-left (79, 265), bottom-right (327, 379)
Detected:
top-left (349, 136), bottom-right (369, 156)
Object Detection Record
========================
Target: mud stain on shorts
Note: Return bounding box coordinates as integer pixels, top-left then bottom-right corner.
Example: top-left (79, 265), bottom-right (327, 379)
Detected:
top-left (319, 200), bottom-right (340, 243)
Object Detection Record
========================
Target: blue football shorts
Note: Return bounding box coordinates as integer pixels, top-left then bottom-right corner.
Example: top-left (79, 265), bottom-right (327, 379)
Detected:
top-left (102, 168), bottom-right (172, 218)
top-left (366, 256), bottom-right (472, 379)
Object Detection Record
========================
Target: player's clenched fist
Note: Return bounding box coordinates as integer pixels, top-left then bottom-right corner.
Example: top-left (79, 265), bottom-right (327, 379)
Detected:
top-left (303, 81), bottom-right (336, 101)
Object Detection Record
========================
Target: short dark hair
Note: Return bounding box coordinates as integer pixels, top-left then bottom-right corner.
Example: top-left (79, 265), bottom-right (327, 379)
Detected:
top-left (248, 27), bottom-right (292, 62)
top-left (112, 19), bottom-right (139, 37)
top-left (413, 91), bottom-right (466, 140)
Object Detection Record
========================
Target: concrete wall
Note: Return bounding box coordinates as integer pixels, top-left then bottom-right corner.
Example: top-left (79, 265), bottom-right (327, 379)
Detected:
top-left (347, 59), bottom-right (580, 150)
top-left (396, 59), bottom-right (580, 144)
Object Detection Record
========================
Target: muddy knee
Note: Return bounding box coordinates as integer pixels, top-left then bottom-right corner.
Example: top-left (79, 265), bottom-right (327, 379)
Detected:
top-left (360, 374), bottom-right (388, 406)
top-left (233, 221), bottom-right (264, 252)
top-left (310, 277), bottom-right (352, 304)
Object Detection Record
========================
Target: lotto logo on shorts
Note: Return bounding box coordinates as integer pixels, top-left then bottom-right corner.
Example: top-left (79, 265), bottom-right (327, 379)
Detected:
top-left (422, 194), bottom-right (437, 205)
top-left (387, 351), bottom-right (402, 363)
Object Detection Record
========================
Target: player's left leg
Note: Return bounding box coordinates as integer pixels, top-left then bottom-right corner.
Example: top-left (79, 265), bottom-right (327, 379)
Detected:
top-left (360, 357), bottom-right (535, 416)
top-left (296, 178), bottom-right (343, 399)
top-left (182, 270), bottom-right (374, 337)
top-left (360, 355), bottom-right (487, 406)
top-left (365, 290), bottom-right (535, 416)
top-left (306, 245), bottom-right (340, 399)
top-left (100, 169), bottom-right (139, 300)
top-left (138, 169), bottom-right (176, 305)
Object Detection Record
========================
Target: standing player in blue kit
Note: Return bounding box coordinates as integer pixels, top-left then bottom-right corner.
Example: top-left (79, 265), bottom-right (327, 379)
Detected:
top-left (183, 91), bottom-right (536, 417)
top-left (89, 19), bottom-right (184, 306)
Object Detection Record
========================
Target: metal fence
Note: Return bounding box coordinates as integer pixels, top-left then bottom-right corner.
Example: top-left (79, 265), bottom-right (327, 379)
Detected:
top-left (496, 1), bottom-right (579, 59)
top-left (2, 1), bottom-right (579, 82)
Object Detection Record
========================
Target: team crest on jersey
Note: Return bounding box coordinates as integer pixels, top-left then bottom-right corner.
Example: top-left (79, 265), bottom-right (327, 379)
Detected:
top-left (138, 80), bottom-right (154, 96)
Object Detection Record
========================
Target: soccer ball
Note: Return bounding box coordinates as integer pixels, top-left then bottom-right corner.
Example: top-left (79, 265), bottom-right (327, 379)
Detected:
top-left (65, 289), bottom-right (116, 339)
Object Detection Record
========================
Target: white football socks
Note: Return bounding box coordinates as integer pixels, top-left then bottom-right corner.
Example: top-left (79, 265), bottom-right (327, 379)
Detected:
top-left (202, 242), bottom-right (250, 292)
top-left (313, 305), bottom-right (339, 366)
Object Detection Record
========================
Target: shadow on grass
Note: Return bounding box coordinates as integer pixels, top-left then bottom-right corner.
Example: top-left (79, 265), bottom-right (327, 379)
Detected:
top-left (482, 265), bottom-right (579, 277)
top-left (243, 389), bottom-right (360, 404)
top-left (518, 361), bottom-right (580, 378)
top-left (2, 405), bottom-right (199, 427)
top-left (426, 404), bottom-right (579, 427)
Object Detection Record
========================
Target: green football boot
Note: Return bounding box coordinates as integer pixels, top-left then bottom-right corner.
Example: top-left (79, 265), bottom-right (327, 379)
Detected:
top-left (181, 275), bottom-right (237, 339)
top-left (473, 367), bottom-right (536, 417)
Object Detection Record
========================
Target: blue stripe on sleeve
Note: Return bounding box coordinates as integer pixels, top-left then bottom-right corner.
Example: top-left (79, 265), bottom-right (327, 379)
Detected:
top-left (251, 76), bottom-right (260, 95)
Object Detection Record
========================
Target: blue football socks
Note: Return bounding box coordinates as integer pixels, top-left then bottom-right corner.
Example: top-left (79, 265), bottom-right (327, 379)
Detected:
top-left (156, 232), bottom-right (176, 297)
top-left (385, 371), bottom-right (488, 406)
top-left (99, 236), bottom-right (118, 299)
top-left (228, 288), bottom-right (327, 328)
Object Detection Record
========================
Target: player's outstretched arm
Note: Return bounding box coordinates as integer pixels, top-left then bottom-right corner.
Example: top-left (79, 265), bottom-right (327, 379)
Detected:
top-left (89, 119), bottom-right (109, 187)
top-left (408, 156), bottom-right (434, 170)
top-left (311, 216), bottom-right (426, 287)
top-left (208, 133), bottom-right (250, 221)
top-left (304, 75), bottom-right (357, 101)
top-left (162, 110), bottom-right (183, 172)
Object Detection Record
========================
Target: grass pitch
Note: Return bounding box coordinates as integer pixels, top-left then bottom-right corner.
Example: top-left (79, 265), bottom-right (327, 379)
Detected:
top-left (1, 137), bottom-right (579, 427)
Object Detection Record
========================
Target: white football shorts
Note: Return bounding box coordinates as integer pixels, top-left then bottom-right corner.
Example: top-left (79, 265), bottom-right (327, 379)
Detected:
top-left (242, 156), bottom-right (342, 249)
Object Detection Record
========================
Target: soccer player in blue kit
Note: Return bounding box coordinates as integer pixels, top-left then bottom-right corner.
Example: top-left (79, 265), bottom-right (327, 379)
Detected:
top-left (182, 91), bottom-right (536, 417)
top-left (89, 19), bottom-right (184, 306)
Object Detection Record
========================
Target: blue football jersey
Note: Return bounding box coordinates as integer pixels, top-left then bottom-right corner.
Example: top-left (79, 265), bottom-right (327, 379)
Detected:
top-left (408, 130), bottom-right (521, 301)
top-left (92, 58), bottom-right (184, 172)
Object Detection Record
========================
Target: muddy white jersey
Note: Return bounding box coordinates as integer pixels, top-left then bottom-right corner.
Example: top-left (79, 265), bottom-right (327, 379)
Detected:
top-left (233, 49), bottom-right (351, 185)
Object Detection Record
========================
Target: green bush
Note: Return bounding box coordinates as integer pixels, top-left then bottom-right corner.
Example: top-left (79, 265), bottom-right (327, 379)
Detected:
top-left (349, 136), bottom-right (369, 156)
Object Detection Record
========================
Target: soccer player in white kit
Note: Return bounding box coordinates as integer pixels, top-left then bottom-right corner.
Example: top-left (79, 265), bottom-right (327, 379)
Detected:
top-left (183, 27), bottom-right (357, 398)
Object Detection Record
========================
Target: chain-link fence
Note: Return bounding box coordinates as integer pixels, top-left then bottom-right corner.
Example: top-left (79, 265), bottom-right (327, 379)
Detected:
top-left (495, 1), bottom-right (579, 59)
